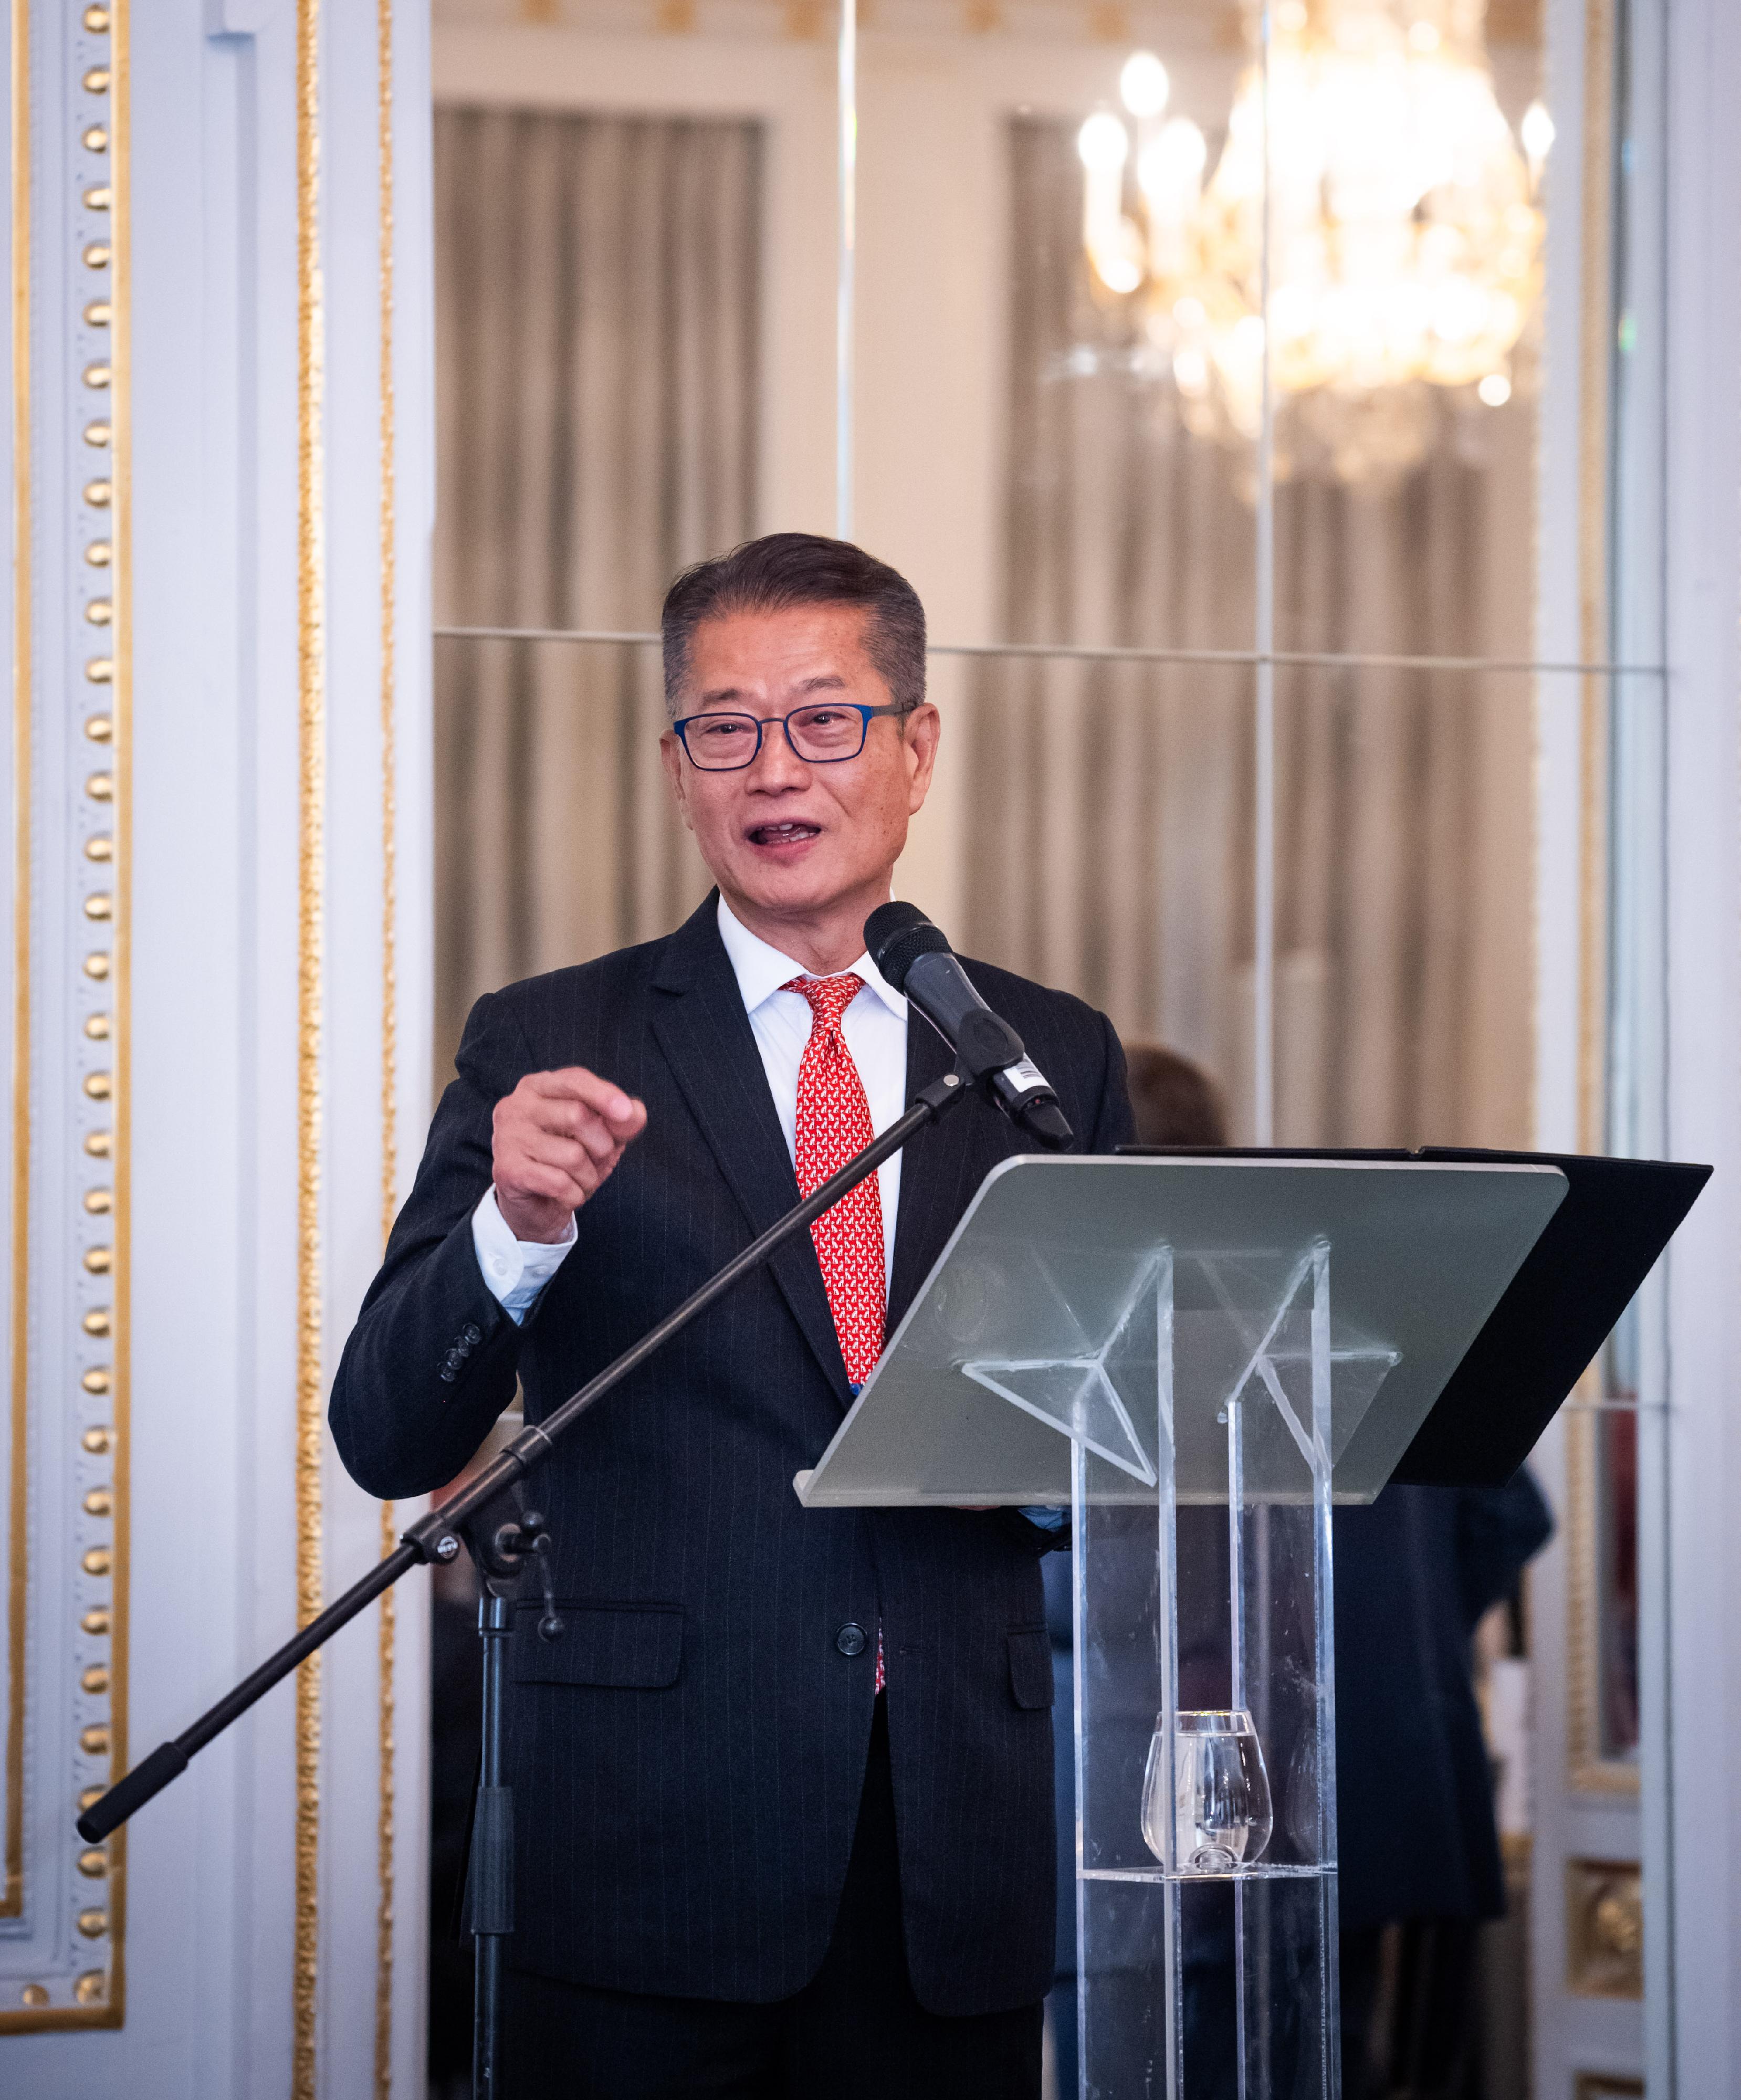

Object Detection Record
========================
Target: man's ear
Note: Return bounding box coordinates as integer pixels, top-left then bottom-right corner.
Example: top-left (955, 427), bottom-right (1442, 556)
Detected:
top-left (659, 729), bottom-right (694, 833)
top-left (903, 703), bottom-right (941, 815)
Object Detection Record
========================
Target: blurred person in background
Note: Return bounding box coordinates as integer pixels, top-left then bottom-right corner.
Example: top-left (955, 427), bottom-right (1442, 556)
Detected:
top-left (1336, 1468), bottom-right (1549, 2099)
top-left (1044, 1046), bottom-right (1550, 2100)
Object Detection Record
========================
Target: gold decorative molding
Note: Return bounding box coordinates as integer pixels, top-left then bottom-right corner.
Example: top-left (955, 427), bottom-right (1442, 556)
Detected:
top-left (375, 0), bottom-right (398, 2089)
top-left (1563, 1390), bottom-right (1638, 1794)
top-left (1575, 0), bottom-right (1613, 1166)
top-left (1566, 1857), bottom-right (1643, 2000)
top-left (1562, 0), bottom-right (1638, 1804)
top-left (293, 0), bottom-right (326, 2088)
top-left (0, 0), bottom-right (131, 2031)
top-left (3, 0), bottom-right (33, 1935)
top-left (105, 0), bottom-right (132, 2033)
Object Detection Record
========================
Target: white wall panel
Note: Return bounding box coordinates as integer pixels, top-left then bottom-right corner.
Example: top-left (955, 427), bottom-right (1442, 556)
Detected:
top-left (1, 1), bottom-right (435, 2091)
top-left (1662, 0), bottom-right (1741, 2086)
top-left (1533, 1), bottom-right (1741, 2095)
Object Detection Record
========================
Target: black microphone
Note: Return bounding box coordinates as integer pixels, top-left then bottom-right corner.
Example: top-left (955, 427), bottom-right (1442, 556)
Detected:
top-left (866, 903), bottom-right (1075, 1151)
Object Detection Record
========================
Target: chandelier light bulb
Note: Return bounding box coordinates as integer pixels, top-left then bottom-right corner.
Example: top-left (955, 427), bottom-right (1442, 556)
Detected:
top-left (1138, 118), bottom-right (1208, 278)
top-left (1432, 278), bottom-right (1490, 345)
top-left (1078, 111), bottom-right (1131, 174)
top-left (1173, 345), bottom-right (1211, 397)
top-left (1477, 372), bottom-right (1512, 406)
top-left (1158, 117), bottom-right (1208, 181)
top-left (1080, 111), bottom-right (1144, 295)
top-left (1119, 50), bottom-right (1171, 120)
top-left (1098, 250), bottom-right (1145, 296)
top-left (1520, 99), bottom-right (1555, 187)
top-left (1138, 119), bottom-right (1207, 207)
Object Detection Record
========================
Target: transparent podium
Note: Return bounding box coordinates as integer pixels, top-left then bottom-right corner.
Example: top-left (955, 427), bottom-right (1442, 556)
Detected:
top-left (798, 1154), bottom-right (1567, 2099)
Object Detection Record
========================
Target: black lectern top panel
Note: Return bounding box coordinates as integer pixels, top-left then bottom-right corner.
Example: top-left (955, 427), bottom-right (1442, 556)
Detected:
top-left (1116, 1144), bottom-right (1711, 1486)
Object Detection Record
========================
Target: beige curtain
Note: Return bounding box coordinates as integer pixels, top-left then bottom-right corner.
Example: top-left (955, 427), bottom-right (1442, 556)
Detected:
top-left (433, 107), bottom-right (761, 1079)
top-left (966, 120), bottom-right (1532, 1149)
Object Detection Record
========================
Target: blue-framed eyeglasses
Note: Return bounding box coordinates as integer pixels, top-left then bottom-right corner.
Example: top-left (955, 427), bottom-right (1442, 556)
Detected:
top-left (672, 701), bottom-right (907, 771)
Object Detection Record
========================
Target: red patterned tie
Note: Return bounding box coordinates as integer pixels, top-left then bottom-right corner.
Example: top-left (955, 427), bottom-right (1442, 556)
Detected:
top-left (785, 973), bottom-right (887, 1385)
top-left (786, 973), bottom-right (888, 1694)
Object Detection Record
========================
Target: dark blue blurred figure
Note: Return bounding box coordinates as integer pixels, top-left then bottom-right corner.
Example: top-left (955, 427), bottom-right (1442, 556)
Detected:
top-left (1043, 1549), bottom-right (1081, 2092)
top-left (1045, 1047), bottom-right (1553, 2099)
top-left (1335, 1476), bottom-right (1550, 2099)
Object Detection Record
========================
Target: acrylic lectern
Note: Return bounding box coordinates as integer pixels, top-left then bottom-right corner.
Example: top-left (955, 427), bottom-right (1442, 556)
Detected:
top-left (796, 1154), bottom-right (1568, 2100)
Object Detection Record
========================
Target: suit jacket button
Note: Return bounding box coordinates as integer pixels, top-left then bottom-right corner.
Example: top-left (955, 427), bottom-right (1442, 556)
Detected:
top-left (835, 1622), bottom-right (867, 1657)
top-left (463, 1323), bottom-right (483, 1346)
top-left (439, 1368), bottom-right (457, 1385)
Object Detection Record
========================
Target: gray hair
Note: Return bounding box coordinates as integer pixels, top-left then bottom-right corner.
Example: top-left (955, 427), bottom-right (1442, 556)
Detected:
top-left (660, 532), bottom-right (927, 720)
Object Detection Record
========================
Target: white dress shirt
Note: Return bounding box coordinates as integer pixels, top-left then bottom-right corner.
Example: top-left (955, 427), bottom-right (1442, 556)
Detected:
top-left (469, 902), bottom-right (1066, 1531)
top-left (472, 895), bottom-right (909, 1324)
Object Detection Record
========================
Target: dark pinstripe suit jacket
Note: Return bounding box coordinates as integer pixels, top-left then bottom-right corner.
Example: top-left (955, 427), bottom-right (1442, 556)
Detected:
top-left (330, 894), bottom-right (1134, 2015)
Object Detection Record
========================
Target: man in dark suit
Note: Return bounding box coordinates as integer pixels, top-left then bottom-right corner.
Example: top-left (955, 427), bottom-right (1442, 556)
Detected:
top-left (331, 533), bottom-right (1133, 2097)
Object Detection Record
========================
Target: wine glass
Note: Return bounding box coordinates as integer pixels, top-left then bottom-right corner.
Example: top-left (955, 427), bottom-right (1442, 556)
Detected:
top-left (1140, 1708), bottom-right (1273, 1873)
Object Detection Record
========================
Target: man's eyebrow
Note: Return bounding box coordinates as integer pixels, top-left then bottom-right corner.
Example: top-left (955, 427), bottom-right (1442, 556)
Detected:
top-left (692, 671), bottom-right (849, 709)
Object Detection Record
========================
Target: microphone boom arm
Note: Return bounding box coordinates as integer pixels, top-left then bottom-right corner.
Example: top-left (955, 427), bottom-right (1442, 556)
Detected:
top-left (78, 1061), bottom-right (987, 1845)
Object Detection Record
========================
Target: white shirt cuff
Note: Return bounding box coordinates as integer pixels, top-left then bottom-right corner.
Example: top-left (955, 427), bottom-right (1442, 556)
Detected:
top-left (471, 1185), bottom-right (577, 1325)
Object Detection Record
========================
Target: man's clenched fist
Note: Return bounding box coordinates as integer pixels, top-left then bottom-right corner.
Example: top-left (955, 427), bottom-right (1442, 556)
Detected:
top-left (492, 1068), bottom-right (648, 1242)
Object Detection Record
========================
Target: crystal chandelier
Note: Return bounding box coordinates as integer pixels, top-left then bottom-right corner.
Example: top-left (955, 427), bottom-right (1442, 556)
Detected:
top-left (1079, 0), bottom-right (1553, 480)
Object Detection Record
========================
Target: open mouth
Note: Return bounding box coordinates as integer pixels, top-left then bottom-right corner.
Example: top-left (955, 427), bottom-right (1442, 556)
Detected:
top-left (746, 820), bottom-right (821, 848)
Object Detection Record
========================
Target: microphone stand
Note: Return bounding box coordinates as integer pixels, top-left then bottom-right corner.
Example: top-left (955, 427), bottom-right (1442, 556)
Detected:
top-left (76, 1055), bottom-right (998, 2089)
top-left (457, 1492), bottom-right (567, 2097)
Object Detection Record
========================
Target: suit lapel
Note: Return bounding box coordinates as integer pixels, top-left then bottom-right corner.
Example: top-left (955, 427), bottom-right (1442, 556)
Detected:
top-left (649, 896), bottom-right (853, 1405)
top-left (887, 1009), bottom-right (993, 1336)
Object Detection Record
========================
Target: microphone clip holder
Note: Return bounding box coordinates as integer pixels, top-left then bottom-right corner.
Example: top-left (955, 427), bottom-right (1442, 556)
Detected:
top-left (950, 1007), bottom-right (1029, 1099)
top-left (462, 1496), bottom-right (565, 1639)
top-left (464, 1501), bottom-right (547, 1586)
